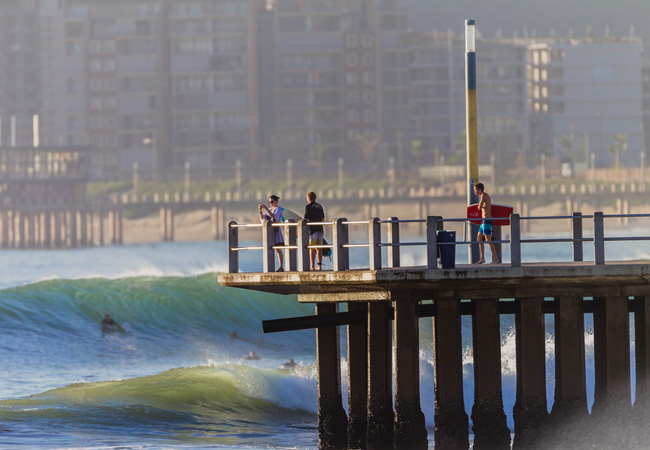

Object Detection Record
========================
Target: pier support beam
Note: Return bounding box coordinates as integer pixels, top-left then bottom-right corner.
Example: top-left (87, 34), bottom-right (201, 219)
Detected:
top-left (591, 296), bottom-right (631, 446)
top-left (593, 296), bottom-right (631, 414)
top-left (433, 298), bottom-right (469, 450)
top-left (550, 296), bottom-right (589, 447)
top-left (471, 298), bottom-right (511, 450)
top-left (347, 302), bottom-right (367, 450)
top-left (366, 301), bottom-right (394, 450)
top-left (635, 295), bottom-right (650, 410)
top-left (316, 303), bottom-right (347, 450)
top-left (513, 297), bottom-right (549, 448)
top-left (393, 300), bottom-right (427, 450)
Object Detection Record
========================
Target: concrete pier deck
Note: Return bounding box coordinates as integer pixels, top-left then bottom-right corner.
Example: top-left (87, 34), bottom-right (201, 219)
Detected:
top-left (218, 261), bottom-right (650, 300)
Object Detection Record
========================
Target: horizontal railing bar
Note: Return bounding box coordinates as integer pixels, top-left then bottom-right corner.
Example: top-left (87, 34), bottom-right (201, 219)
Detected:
top-left (231, 223), bottom-right (263, 228)
top-left (300, 221), bottom-right (333, 226)
top-left (520, 215), bottom-right (594, 220)
top-left (343, 243), bottom-right (370, 248)
top-left (604, 236), bottom-right (650, 242)
top-left (343, 220), bottom-right (371, 225)
top-left (604, 213), bottom-right (650, 219)
top-left (441, 216), bottom-right (512, 223)
top-left (378, 242), bottom-right (426, 247)
top-left (378, 219), bottom-right (426, 224)
top-left (520, 238), bottom-right (592, 244)
top-left (231, 246), bottom-right (263, 251)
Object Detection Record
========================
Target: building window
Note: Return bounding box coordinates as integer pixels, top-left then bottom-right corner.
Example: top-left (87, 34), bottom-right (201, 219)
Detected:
top-left (346, 72), bottom-right (358, 85)
top-left (345, 34), bottom-right (358, 48)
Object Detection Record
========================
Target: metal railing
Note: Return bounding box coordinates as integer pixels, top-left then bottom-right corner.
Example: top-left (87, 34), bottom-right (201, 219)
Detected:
top-left (227, 212), bottom-right (650, 273)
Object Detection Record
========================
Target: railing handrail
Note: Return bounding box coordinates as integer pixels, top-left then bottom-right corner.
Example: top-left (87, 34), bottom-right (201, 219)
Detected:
top-left (226, 212), bottom-right (650, 273)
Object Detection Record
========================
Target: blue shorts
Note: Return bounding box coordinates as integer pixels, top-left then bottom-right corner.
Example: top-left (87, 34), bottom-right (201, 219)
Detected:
top-left (478, 220), bottom-right (493, 236)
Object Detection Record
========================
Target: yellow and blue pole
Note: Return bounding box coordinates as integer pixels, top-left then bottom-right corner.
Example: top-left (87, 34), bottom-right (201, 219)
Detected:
top-left (466, 19), bottom-right (480, 262)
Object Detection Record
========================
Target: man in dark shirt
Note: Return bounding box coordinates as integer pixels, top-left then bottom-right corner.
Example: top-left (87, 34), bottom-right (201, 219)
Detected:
top-left (304, 191), bottom-right (325, 270)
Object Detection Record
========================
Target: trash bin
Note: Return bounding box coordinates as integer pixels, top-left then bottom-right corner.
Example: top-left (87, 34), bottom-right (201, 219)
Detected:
top-left (437, 230), bottom-right (456, 269)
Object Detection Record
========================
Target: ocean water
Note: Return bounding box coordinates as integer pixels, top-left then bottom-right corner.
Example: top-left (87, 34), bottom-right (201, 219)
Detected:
top-left (1, 229), bottom-right (650, 449)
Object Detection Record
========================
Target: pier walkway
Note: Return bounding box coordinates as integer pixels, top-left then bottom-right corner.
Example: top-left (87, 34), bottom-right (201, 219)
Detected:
top-left (218, 212), bottom-right (650, 450)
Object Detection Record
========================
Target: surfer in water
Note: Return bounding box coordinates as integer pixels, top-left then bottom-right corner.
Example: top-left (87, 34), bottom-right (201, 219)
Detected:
top-left (473, 182), bottom-right (500, 264)
top-left (280, 358), bottom-right (298, 368)
top-left (101, 313), bottom-right (125, 335)
top-left (244, 350), bottom-right (261, 360)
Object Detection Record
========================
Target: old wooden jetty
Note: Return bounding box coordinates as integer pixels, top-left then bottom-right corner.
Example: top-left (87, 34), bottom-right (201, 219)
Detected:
top-left (221, 212), bottom-right (649, 449)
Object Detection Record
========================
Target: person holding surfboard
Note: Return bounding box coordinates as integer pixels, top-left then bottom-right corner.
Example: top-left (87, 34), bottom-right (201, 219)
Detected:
top-left (304, 191), bottom-right (325, 270)
top-left (473, 182), bottom-right (500, 264)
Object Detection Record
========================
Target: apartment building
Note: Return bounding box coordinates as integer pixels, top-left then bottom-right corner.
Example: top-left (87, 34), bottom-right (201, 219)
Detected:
top-left (528, 38), bottom-right (644, 167)
top-left (62, 0), bottom-right (261, 179)
top-left (408, 32), bottom-right (528, 168)
top-left (0, 1), bottom-right (647, 181)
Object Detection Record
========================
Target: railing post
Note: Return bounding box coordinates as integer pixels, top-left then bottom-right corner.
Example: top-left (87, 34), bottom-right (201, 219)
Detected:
top-left (387, 216), bottom-right (400, 268)
top-left (594, 211), bottom-right (605, 265)
top-left (572, 212), bottom-right (583, 262)
top-left (287, 220), bottom-right (297, 271)
top-left (297, 219), bottom-right (310, 272)
top-left (333, 218), bottom-right (349, 271)
top-left (369, 217), bottom-right (381, 270)
top-left (426, 216), bottom-right (439, 269)
top-left (227, 221), bottom-right (239, 273)
top-left (510, 213), bottom-right (521, 267)
top-left (263, 219), bottom-right (276, 273)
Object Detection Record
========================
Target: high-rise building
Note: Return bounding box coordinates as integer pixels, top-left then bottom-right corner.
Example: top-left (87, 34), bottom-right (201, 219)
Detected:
top-left (408, 32), bottom-right (528, 168)
top-left (528, 37), bottom-right (644, 167)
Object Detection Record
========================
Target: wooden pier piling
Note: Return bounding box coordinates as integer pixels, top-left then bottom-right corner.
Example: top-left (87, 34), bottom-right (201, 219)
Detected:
top-left (316, 303), bottom-right (348, 450)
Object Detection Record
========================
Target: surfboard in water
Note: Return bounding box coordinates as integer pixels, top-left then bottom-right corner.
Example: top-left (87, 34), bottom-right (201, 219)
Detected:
top-left (467, 204), bottom-right (514, 226)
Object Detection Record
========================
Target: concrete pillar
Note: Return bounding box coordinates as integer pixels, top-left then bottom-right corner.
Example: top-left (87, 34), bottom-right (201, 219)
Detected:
top-left (211, 206), bottom-right (218, 240)
top-left (27, 213), bottom-right (35, 248)
top-left (393, 300), bottom-right (427, 449)
top-left (167, 208), bottom-right (174, 241)
top-left (550, 297), bottom-right (589, 445)
top-left (1, 210), bottom-right (8, 248)
top-left (88, 211), bottom-right (95, 246)
top-left (635, 295), bottom-right (650, 415)
top-left (366, 301), bottom-right (393, 450)
top-left (54, 211), bottom-right (62, 248)
top-left (513, 297), bottom-right (549, 448)
top-left (79, 210), bottom-right (88, 246)
top-left (471, 298), bottom-right (511, 450)
top-left (1, 210), bottom-right (10, 248)
top-left (592, 296), bottom-right (631, 414)
top-left (316, 303), bottom-right (348, 450)
top-left (42, 212), bottom-right (51, 249)
top-left (8, 211), bottom-right (15, 248)
top-left (18, 211), bottom-right (25, 249)
top-left (117, 209), bottom-right (124, 244)
top-left (347, 302), bottom-right (368, 450)
top-left (69, 210), bottom-right (78, 247)
top-left (433, 298), bottom-right (469, 449)
top-left (160, 207), bottom-right (168, 241)
top-left (109, 210), bottom-right (116, 244)
top-left (98, 211), bottom-right (105, 246)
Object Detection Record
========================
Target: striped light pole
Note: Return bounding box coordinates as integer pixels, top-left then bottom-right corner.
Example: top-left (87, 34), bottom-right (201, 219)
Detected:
top-left (466, 19), bottom-right (480, 262)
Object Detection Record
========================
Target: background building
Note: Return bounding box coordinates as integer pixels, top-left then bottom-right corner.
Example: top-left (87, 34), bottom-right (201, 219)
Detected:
top-left (0, 0), bottom-right (645, 182)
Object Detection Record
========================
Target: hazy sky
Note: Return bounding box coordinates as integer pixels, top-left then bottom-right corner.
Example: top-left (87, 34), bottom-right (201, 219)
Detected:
top-left (404, 0), bottom-right (650, 42)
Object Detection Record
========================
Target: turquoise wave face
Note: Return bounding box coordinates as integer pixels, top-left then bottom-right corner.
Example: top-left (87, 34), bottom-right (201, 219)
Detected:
top-left (0, 365), bottom-right (319, 449)
top-left (0, 275), bottom-right (319, 400)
